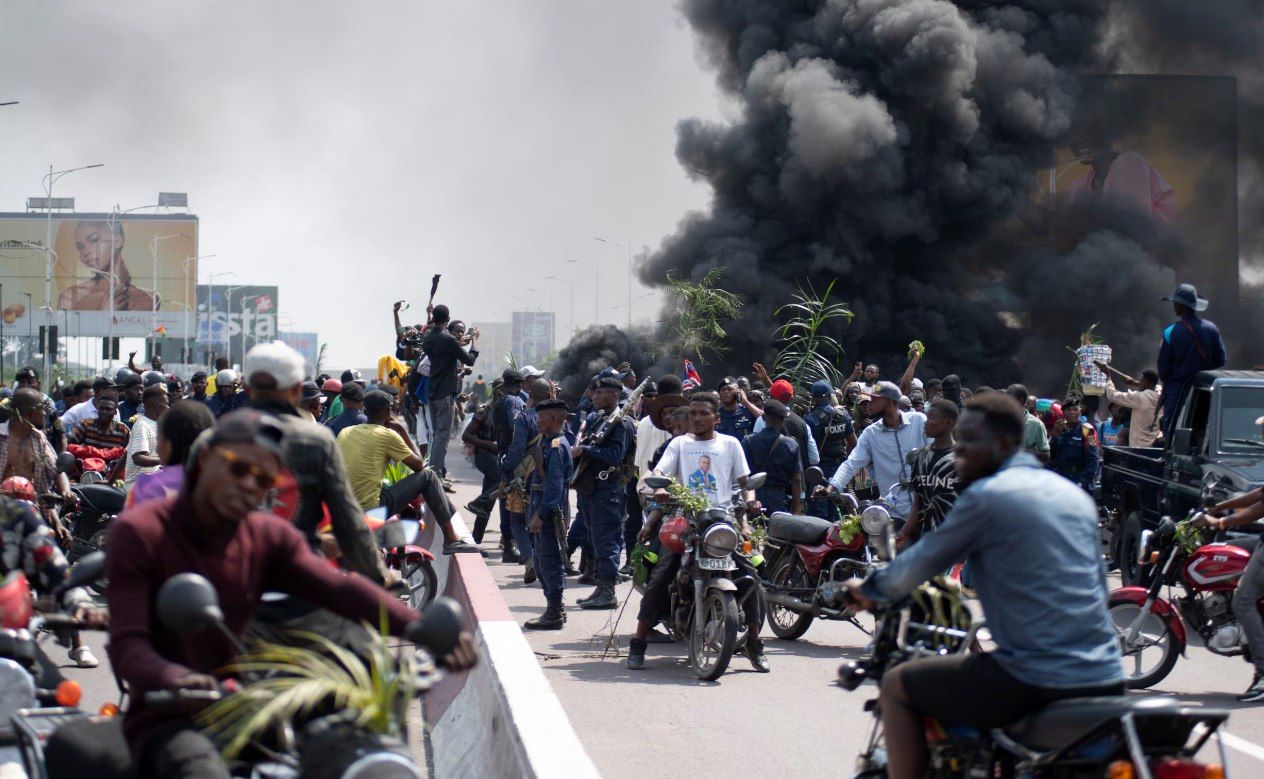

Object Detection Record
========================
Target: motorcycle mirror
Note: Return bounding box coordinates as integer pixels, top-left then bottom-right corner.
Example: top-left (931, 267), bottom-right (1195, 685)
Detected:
top-left (58, 551), bottom-right (106, 595)
top-left (405, 597), bottom-right (465, 657)
top-left (642, 476), bottom-right (671, 491)
top-left (399, 519), bottom-right (421, 545)
top-left (156, 573), bottom-right (225, 635)
top-left (55, 452), bottom-right (77, 475)
top-left (745, 472), bottom-right (767, 491)
top-left (376, 521), bottom-right (408, 550)
top-left (804, 466), bottom-right (826, 487)
top-left (365, 507), bottom-right (389, 523)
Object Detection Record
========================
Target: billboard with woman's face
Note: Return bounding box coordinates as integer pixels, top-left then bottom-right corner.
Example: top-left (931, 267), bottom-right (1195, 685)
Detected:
top-left (0, 212), bottom-right (198, 336)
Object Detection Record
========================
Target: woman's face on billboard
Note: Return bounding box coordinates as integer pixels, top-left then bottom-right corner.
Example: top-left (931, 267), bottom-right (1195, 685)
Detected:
top-left (74, 221), bottom-right (119, 273)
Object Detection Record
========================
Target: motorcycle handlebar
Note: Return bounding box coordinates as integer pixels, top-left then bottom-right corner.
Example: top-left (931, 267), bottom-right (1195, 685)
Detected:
top-left (144, 688), bottom-right (226, 705)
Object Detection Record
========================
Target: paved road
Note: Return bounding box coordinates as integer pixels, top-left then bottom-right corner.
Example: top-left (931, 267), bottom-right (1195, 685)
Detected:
top-left (442, 456), bottom-right (1264, 777)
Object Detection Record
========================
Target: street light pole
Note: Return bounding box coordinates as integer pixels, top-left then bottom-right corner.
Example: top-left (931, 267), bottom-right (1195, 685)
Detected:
top-left (544, 275), bottom-right (575, 336)
top-left (22, 293), bottom-right (32, 367)
top-left (182, 255), bottom-right (216, 366)
top-left (42, 162), bottom-right (104, 378)
top-left (206, 273), bottom-right (236, 367)
top-left (238, 293), bottom-right (264, 368)
top-left (223, 285), bottom-right (244, 368)
top-left (148, 233), bottom-right (187, 361)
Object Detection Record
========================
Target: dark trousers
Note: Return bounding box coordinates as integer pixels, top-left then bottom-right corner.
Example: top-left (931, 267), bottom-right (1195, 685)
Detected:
top-left (638, 551), bottom-right (680, 624)
top-left (756, 486), bottom-right (790, 516)
top-left (379, 468), bottom-right (455, 527)
top-left (567, 502), bottom-right (592, 558)
top-left (623, 479), bottom-right (642, 563)
top-left (509, 507), bottom-right (533, 560)
top-left (140, 726), bottom-right (229, 779)
top-left (529, 503), bottom-right (566, 605)
top-left (472, 450), bottom-right (498, 504)
top-left (580, 481), bottom-right (626, 582)
top-left (428, 394), bottom-right (456, 477)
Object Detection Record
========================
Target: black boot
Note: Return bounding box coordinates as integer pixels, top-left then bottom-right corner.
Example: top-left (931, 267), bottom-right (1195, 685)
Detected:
top-left (577, 548), bottom-right (596, 585)
top-left (525, 603), bottom-right (566, 630)
top-left (524, 561), bottom-right (537, 585)
top-left (563, 555), bottom-right (579, 577)
top-left (579, 580), bottom-right (618, 610)
top-left (626, 637), bottom-right (647, 670)
top-left (501, 537), bottom-right (521, 564)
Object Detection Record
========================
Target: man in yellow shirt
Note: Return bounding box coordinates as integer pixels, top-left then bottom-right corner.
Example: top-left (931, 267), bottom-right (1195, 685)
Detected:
top-left (336, 390), bottom-right (479, 554)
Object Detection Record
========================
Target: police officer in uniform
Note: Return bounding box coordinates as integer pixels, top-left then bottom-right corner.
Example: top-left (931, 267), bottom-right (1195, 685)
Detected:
top-left (572, 376), bottom-right (635, 610)
top-left (741, 400), bottom-right (802, 515)
top-left (493, 369), bottom-right (528, 562)
top-left (1050, 396), bottom-right (1100, 493)
top-left (524, 399), bottom-right (574, 630)
top-left (805, 380), bottom-right (856, 515)
top-left (501, 379), bottom-right (557, 583)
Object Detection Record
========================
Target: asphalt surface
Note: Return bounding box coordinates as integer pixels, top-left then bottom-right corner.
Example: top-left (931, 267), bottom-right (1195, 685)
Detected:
top-left (57, 454), bottom-right (1264, 778)
top-left (441, 455), bottom-right (1264, 778)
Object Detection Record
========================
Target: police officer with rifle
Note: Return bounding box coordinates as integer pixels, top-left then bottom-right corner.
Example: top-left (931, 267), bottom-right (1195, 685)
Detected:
top-left (524, 399), bottom-right (574, 630)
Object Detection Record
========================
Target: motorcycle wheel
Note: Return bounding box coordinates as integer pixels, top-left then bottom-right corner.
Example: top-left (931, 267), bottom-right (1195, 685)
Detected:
top-left (1117, 512), bottom-right (1144, 587)
top-left (689, 590), bottom-right (738, 682)
top-left (1108, 596), bottom-right (1179, 689)
top-left (400, 559), bottom-right (438, 610)
top-left (767, 557), bottom-right (814, 641)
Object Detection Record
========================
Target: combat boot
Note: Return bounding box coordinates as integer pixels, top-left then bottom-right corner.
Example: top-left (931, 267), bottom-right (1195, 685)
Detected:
top-left (525, 603), bottom-right (566, 630)
top-left (524, 561), bottom-right (537, 585)
top-left (501, 537), bottom-right (521, 564)
top-left (577, 548), bottom-right (596, 585)
top-left (579, 580), bottom-right (618, 610)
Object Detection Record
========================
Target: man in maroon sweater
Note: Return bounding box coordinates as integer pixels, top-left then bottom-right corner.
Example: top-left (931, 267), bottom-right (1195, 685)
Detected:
top-left (107, 410), bottom-right (475, 777)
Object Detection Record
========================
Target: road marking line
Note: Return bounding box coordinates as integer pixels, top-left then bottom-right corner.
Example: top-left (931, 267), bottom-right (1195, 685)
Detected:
top-left (1223, 732), bottom-right (1264, 763)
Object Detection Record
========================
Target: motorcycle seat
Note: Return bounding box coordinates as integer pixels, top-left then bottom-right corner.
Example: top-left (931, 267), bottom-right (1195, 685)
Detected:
top-left (767, 512), bottom-right (834, 545)
top-left (1004, 695), bottom-right (1181, 752)
top-left (74, 484), bottom-right (126, 514)
top-left (1224, 535), bottom-right (1259, 553)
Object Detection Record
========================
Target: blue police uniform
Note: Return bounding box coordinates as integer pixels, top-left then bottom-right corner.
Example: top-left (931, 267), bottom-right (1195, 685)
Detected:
top-left (1157, 313), bottom-right (1226, 438)
top-left (576, 409), bottom-right (633, 584)
top-left (718, 405), bottom-right (756, 439)
top-left (500, 404), bottom-right (540, 560)
top-left (492, 390), bottom-right (527, 550)
top-left (529, 431), bottom-right (573, 606)
top-left (1050, 421), bottom-right (1099, 493)
top-left (741, 427), bottom-right (801, 515)
top-left (805, 402), bottom-right (853, 517)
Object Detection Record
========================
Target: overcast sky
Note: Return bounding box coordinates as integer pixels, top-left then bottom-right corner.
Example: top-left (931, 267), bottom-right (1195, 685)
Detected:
top-left (0, 2), bottom-right (725, 368)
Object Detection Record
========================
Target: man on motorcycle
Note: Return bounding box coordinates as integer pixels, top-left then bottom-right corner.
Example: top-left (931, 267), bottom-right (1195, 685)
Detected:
top-left (1197, 485), bottom-right (1264, 701)
top-left (839, 392), bottom-right (1123, 779)
top-left (628, 391), bottom-right (768, 672)
top-left (0, 494), bottom-right (107, 626)
top-left (107, 410), bottom-right (478, 778)
top-left (1, 388), bottom-right (75, 540)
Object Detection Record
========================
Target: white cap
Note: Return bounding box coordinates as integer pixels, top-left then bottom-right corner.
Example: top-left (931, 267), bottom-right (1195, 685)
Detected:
top-left (216, 368), bottom-right (238, 385)
top-left (243, 341), bottom-right (305, 388)
top-left (911, 377), bottom-right (924, 390)
top-left (521, 365), bottom-right (545, 378)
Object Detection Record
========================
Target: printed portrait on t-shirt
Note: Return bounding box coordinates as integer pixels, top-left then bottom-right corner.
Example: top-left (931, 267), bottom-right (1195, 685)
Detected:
top-left (687, 454), bottom-right (718, 500)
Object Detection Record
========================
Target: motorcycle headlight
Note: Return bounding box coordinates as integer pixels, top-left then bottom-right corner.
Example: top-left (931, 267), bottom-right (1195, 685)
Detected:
top-left (0, 658), bottom-right (36, 725)
top-left (860, 505), bottom-right (891, 536)
top-left (1137, 529), bottom-right (1154, 566)
top-left (701, 523), bottom-right (739, 557)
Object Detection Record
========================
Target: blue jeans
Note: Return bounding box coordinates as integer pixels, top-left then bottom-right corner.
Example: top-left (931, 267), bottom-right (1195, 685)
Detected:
top-left (529, 504), bottom-right (566, 605)
top-left (581, 482), bottom-right (626, 582)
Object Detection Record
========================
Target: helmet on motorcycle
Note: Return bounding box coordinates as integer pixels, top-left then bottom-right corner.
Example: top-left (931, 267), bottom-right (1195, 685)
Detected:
top-left (0, 476), bottom-right (36, 503)
top-left (142, 370), bottom-right (166, 388)
top-left (114, 367), bottom-right (137, 385)
top-left (658, 514), bottom-right (688, 555)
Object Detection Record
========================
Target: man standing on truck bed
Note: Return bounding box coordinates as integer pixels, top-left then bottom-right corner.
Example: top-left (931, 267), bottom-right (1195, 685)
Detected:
top-left (1157, 284), bottom-right (1225, 439)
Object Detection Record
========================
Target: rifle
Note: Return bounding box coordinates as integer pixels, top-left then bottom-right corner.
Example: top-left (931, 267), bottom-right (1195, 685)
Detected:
top-left (570, 376), bottom-right (651, 489)
top-left (428, 274), bottom-right (441, 308)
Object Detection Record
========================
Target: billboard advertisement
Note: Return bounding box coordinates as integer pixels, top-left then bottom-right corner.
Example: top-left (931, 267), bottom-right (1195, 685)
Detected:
top-left (194, 284), bottom-right (279, 366)
top-left (0, 213), bottom-right (198, 337)
top-left (278, 331), bottom-right (319, 374)
top-left (511, 311), bottom-right (554, 366)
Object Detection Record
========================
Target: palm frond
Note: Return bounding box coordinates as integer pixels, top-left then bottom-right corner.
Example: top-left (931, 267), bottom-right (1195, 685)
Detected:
top-left (771, 280), bottom-right (853, 403)
top-left (664, 267), bottom-right (743, 363)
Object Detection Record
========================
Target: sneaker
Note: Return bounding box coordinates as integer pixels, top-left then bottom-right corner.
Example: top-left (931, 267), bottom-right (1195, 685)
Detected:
top-left (1239, 673), bottom-right (1264, 703)
top-left (627, 638), bottom-right (647, 671)
top-left (70, 646), bottom-right (99, 668)
top-left (645, 627), bottom-right (675, 644)
top-left (443, 540), bottom-right (483, 555)
top-left (745, 639), bottom-right (771, 673)
top-left (442, 479), bottom-right (456, 494)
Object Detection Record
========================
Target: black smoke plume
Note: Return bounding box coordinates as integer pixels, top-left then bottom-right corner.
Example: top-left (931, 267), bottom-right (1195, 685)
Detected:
top-left (608, 0), bottom-right (1262, 393)
top-left (550, 324), bottom-right (653, 402)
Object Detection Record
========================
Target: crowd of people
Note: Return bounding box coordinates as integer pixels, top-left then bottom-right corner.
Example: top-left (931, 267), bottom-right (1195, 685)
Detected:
top-left (0, 278), bottom-right (1253, 776)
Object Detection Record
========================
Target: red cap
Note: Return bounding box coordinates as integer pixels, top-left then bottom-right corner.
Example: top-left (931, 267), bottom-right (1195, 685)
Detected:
top-left (321, 379), bottom-right (343, 393)
top-left (769, 379), bottom-right (794, 403)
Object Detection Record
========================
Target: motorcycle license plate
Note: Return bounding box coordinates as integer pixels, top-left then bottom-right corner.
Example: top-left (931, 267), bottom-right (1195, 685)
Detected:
top-left (698, 556), bottom-right (736, 571)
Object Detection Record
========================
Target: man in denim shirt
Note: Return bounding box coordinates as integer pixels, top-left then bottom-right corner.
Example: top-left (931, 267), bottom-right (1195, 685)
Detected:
top-left (842, 393), bottom-right (1122, 779)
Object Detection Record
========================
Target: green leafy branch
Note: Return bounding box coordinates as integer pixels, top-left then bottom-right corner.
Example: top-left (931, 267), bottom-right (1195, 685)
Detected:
top-left (665, 268), bottom-right (743, 363)
top-left (771, 280), bottom-right (853, 404)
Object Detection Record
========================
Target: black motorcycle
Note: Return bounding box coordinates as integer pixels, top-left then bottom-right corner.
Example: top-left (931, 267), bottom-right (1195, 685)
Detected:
top-left (837, 582), bottom-right (1234, 777)
top-left (641, 474), bottom-right (766, 681)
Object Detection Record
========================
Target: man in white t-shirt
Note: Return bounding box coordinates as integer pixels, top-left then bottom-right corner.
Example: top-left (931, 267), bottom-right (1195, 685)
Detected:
top-left (627, 391), bottom-right (768, 673)
top-left (123, 385), bottom-right (169, 487)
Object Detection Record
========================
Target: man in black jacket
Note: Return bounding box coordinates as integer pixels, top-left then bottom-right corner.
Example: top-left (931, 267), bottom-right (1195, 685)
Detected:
top-left (421, 305), bottom-right (479, 479)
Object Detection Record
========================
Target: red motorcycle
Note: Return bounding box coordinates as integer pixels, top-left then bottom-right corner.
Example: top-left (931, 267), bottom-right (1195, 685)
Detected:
top-left (1110, 512), bottom-right (1262, 688)
top-left (759, 467), bottom-right (894, 640)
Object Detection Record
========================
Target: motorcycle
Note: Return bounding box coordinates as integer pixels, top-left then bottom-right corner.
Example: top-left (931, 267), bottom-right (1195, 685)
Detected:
top-left (760, 465), bottom-right (893, 641)
top-left (44, 452), bottom-right (126, 567)
top-left (836, 549), bottom-right (1233, 777)
top-left (366, 506), bottom-right (439, 610)
top-left (1110, 511), bottom-right (1263, 689)
top-left (640, 473), bottom-right (766, 681)
top-left (0, 553), bottom-right (108, 778)
top-left (30, 574), bottom-right (466, 779)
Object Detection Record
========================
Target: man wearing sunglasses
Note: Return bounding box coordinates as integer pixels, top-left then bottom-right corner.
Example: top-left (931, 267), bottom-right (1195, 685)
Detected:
top-left (106, 410), bottom-right (478, 778)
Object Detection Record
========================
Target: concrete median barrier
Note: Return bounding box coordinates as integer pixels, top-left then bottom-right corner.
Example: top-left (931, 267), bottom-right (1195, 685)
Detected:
top-left (418, 511), bottom-right (598, 778)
